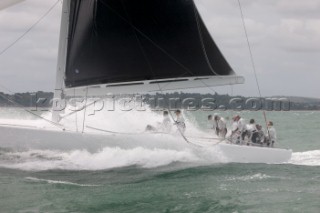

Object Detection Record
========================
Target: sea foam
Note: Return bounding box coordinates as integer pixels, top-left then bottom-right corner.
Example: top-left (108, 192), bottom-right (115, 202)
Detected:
top-left (289, 150), bottom-right (320, 166)
top-left (0, 147), bottom-right (204, 171)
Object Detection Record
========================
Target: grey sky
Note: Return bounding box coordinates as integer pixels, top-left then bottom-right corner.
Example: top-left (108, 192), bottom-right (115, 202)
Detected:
top-left (0, 0), bottom-right (319, 98)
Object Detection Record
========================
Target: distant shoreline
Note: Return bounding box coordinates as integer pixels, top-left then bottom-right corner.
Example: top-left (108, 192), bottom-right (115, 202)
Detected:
top-left (1, 91), bottom-right (320, 111)
top-left (1, 106), bottom-right (319, 112)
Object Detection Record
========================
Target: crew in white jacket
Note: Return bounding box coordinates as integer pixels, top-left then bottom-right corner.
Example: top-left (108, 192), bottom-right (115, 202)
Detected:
top-left (214, 115), bottom-right (227, 139)
top-left (160, 111), bottom-right (172, 133)
top-left (266, 121), bottom-right (277, 147)
top-left (231, 115), bottom-right (246, 143)
top-left (174, 110), bottom-right (186, 134)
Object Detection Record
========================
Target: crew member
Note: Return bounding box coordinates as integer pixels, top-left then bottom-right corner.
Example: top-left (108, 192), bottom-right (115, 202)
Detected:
top-left (266, 121), bottom-right (277, 147)
top-left (214, 115), bottom-right (227, 139)
top-left (174, 110), bottom-right (186, 134)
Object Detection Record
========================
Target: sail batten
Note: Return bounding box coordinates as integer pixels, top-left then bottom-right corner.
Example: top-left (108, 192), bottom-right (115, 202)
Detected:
top-left (64, 0), bottom-right (235, 88)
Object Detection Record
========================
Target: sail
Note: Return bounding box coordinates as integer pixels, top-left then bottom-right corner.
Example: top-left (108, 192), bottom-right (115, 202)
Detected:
top-left (64, 0), bottom-right (235, 88)
top-left (0, 0), bottom-right (24, 10)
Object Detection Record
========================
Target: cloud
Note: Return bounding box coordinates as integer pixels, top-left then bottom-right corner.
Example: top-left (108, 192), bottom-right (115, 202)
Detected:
top-left (0, 0), bottom-right (61, 92)
top-left (272, 19), bottom-right (320, 52)
top-left (276, 0), bottom-right (320, 15)
top-left (0, 0), bottom-right (319, 98)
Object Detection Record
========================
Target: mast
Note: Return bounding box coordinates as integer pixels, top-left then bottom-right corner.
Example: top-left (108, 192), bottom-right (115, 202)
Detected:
top-left (52, 0), bottom-right (70, 123)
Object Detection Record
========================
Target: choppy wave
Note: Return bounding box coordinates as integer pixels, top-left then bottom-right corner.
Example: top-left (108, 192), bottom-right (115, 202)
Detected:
top-left (1, 146), bottom-right (320, 171)
top-left (0, 147), bottom-right (211, 171)
top-left (225, 173), bottom-right (274, 181)
top-left (0, 105), bottom-right (225, 171)
top-left (25, 177), bottom-right (100, 187)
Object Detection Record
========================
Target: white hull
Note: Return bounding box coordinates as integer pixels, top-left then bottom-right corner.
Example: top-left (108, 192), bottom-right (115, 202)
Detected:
top-left (215, 143), bottom-right (291, 164)
top-left (0, 124), bottom-right (292, 164)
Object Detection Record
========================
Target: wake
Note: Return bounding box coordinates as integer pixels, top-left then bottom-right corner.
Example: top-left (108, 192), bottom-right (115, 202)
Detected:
top-left (0, 146), bottom-right (319, 171)
top-left (0, 147), bottom-right (212, 171)
top-left (25, 177), bottom-right (100, 187)
top-left (289, 150), bottom-right (320, 166)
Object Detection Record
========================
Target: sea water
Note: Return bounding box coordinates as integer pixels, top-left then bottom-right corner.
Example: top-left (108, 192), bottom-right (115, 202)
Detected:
top-left (0, 108), bottom-right (319, 213)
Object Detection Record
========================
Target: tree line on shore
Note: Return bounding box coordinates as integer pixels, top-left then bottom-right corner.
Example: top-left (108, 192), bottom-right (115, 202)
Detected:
top-left (0, 91), bottom-right (319, 111)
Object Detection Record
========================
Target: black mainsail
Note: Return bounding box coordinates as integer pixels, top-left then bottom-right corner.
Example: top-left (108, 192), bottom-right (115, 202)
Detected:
top-left (64, 0), bottom-right (234, 88)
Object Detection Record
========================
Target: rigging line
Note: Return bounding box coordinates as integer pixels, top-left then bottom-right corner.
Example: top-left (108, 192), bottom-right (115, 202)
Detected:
top-left (0, 0), bottom-right (60, 56)
top-left (99, 1), bottom-right (195, 76)
top-left (192, 2), bottom-right (233, 97)
top-left (120, 0), bottom-right (217, 94)
top-left (101, 1), bottom-right (219, 95)
top-left (118, 2), bottom-right (162, 118)
top-left (120, 0), bottom-right (193, 146)
top-left (120, 0), bottom-right (155, 79)
top-left (159, 73), bottom-right (218, 95)
top-left (0, 84), bottom-right (21, 98)
top-left (192, 1), bottom-right (218, 76)
top-left (86, 126), bottom-right (215, 142)
top-left (74, 88), bottom-right (78, 132)
top-left (0, 93), bottom-right (65, 130)
top-left (120, 2), bottom-right (195, 92)
top-left (237, 0), bottom-right (271, 139)
top-left (121, 3), bottom-right (200, 147)
top-left (155, 71), bottom-right (192, 91)
top-left (237, 0), bottom-right (262, 98)
top-left (150, 77), bottom-right (204, 147)
top-left (0, 85), bottom-right (55, 115)
top-left (156, 4), bottom-right (221, 94)
top-left (159, 101), bottom-right (200, 147)
top-left (119, 2), bottom-right (192, 94)
top-left (119, 3), bottom-right (217, 147)
top-left (60, 99), bottom-right (96, 120)
top-left (118, 1), bottom-right (198, 147)
top-left (224, 84), bottom-right (234, 133)
top-left (86, 125), bottom-right (145, 135)
top-left (230, 84), bottom-right (234, 96)
top-left (95, 3), bottom-right (213, 146)
top-left (81, 86), bottom-right (89, 134)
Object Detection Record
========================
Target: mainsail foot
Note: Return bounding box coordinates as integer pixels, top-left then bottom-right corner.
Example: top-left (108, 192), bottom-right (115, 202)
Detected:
top-left (62, 75), bottom-right (245, 96)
